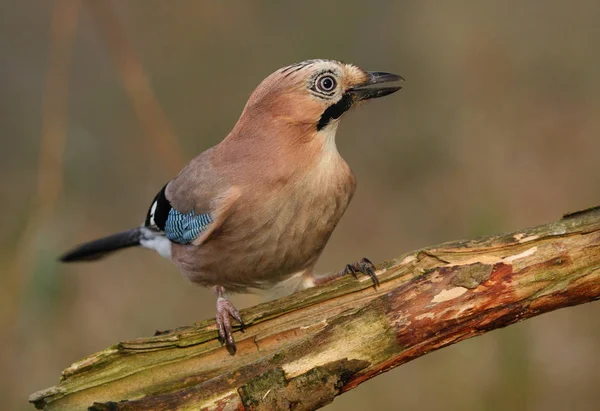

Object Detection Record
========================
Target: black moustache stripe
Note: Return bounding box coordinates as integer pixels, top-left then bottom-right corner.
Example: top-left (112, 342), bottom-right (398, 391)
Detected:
top-left (316, 93), bottom-right (353, 131)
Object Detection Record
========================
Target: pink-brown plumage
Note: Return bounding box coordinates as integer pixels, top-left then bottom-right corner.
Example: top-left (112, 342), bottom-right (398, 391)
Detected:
top-left (61, 59), bottom-right (403, 352)
top-left (170, 122), bottom-right (356, 292)
top-left (167, 60), bottom-right (372, 291)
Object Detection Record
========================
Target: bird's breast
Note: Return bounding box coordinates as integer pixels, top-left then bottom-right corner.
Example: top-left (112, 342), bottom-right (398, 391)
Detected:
top-left (235, 152), bottom-right (356, 283)
top-left (173, 144), bottom-right (356, 292)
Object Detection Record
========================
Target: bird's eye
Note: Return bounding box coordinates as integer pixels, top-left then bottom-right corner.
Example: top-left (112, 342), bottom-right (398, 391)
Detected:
top-left (316, 75), bottom-right (337, 93)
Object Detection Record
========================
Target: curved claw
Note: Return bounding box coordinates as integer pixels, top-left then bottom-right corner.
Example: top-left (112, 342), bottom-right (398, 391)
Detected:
top-left (216, 296), bottom-right (245, 355)
top-left (339, 257), bottom-right (380, 288)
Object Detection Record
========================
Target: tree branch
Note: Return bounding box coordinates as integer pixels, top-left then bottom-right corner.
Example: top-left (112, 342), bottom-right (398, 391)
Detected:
top-left (30, 206), bottom-right (600, 410)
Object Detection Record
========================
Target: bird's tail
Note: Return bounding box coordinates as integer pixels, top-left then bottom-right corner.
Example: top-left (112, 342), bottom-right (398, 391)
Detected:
top-left (60, 228), bottom-right (142, 262)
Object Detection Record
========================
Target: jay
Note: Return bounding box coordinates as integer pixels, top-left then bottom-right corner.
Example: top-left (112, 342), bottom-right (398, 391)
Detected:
top-left (61, 59), bottom-right (403, 353)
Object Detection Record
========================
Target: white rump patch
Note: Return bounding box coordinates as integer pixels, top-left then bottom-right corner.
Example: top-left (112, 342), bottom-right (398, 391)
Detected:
top-left (140, 227), bottom-right (172, 259)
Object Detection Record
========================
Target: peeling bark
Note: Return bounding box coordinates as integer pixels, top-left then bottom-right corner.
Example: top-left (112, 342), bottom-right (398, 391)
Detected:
top-left (30, 206), bottom-right (600, 410)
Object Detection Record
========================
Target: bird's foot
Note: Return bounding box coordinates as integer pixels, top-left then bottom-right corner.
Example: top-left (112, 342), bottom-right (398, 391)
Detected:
top-left (311, 257), bottom-right (380, 288)
top-left (338, 257), bottom-right (380, 288)
top-left (215, 295), bottom-right (245, 355)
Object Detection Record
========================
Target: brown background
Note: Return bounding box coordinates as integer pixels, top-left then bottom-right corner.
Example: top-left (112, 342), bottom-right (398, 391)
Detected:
top-left (2, 1), bottom-right (600, 410)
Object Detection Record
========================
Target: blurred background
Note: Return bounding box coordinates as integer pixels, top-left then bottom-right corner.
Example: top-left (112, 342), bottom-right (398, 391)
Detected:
top-left (2, 1), bottom-right (600, 410)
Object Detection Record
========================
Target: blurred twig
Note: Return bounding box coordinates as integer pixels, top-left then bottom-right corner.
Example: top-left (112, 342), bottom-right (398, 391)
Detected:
top-left (30, 206), bottom-right (600, 410)
top-left (86, 1), bottom-right (186, 175)
top-left (6, 0), bottom-right (80, 325)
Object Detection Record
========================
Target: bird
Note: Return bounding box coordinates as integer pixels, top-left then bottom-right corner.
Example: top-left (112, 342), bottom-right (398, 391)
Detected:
top-left (61, 59), bottom-right (403, 353)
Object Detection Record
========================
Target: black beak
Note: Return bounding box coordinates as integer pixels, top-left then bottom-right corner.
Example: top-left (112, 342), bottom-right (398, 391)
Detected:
top-left (349, 71), bottom-right (404, 101)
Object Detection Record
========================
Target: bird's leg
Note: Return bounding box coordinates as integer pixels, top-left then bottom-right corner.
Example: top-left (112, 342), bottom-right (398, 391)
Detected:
top-left (214, 285), bottom-right (245, 355)
top-left (312, 257), bottom-right (380, 288)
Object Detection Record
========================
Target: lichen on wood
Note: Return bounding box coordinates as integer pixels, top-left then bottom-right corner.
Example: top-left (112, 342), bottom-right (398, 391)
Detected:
top-left (30, 206), bottom-right (600, 410)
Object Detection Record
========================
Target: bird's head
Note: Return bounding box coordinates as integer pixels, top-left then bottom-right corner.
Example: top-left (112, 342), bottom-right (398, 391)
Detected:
top-left (238, 59), bottom-right (403, 135)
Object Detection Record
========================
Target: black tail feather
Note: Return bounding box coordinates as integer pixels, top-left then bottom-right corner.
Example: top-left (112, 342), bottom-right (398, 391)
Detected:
top-left (60, 228), bottom-right (142, 262)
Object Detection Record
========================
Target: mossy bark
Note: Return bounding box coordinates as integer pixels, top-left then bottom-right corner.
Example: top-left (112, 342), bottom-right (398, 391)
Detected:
top-left (30, 206), bottom-right (600, 410)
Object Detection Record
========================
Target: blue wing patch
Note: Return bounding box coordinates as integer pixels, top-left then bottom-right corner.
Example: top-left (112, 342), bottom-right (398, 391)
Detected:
top-left (164, 209), bottom-right (213, 244)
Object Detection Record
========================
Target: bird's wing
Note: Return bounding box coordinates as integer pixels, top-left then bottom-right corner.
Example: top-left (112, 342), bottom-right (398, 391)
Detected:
top-left (145, 147), bottom-right (241, 246)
